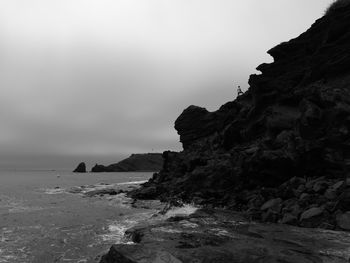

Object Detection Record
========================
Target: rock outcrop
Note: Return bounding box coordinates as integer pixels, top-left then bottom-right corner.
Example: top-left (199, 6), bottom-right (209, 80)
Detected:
top-left (90, 153), bottom-right (163, 173)
top-left (91, 164), bottom-right (109, 173)
top-left (130, 5), bottom-right (350, 230)
top-left (100, 209), bottom-right (350, 263)
top-left (73, 162), bottom-right (86, 173)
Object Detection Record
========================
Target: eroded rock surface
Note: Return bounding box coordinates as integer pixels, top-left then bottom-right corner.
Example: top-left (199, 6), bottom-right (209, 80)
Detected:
top-left (100, 209), bottom-right (350, 263)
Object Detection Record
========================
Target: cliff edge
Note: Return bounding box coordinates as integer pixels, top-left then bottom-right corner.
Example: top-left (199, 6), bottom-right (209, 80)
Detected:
top-left (131, 4), bottom-right (350, 230)
top-left (91, 153), bottom-right (163, 172)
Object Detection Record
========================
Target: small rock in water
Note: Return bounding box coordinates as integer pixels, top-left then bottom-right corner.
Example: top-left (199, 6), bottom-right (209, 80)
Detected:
top-left (73, 162), bottom-right (87, 173)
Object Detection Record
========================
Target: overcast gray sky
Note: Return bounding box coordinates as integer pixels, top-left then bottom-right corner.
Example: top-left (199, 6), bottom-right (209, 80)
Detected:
top-left (0, 0), bottom-right (333, 170)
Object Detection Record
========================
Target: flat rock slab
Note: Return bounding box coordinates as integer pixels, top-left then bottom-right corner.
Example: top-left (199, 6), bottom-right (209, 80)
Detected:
top-left (101, 209), bottom-right (350, 263)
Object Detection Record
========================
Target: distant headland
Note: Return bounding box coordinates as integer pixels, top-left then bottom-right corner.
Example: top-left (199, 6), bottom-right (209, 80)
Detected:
top-left (73, 153), bottom-right (163, 173)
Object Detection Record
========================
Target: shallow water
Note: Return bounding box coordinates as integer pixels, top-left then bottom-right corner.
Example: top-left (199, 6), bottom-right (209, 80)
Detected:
top-left (0, 170), bottom-right (154, 262)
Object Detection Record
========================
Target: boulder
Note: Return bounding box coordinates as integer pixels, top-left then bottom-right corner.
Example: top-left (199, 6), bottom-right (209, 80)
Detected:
top-left (260, 198), bottom-right (282, 212)
top-left (280, 213), bottom-right (298, 225)
top-left (313, 181), bottom-right (329, 193)
top-left (299, 193), bottom-right (310, 201)
top-left (300, 207), bottom-right (324, 221)
top-left (336, 189), bottom-right (350, 211)
top-left (336, 212), bottom-right (350, 230)
top-left (73, 162), bottom-right (86, 173)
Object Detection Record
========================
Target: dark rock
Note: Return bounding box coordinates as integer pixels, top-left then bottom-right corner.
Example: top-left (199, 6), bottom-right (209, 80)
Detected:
top-left (282, 200), bottom-right (301, 217)
top-left (313, 181), bottom-right (329, 193)
top-left (294, 184), bottom-right (306, 198)
top-left (91, 164), bottom-right (110, 173)
top-left (260, 198), bottom-right (282, 212)
top-left (299, 207), bottom-right (327, 229)
top-left (73, 162), bottom-right (86, 173)
top-left (280, 213), bottom-right (298, 225)
top-left (129, 4), bottom-right (350, 232)
top-left (305, 177), bottom-right (325, 191)
top-left (262, 209), bottom-right (279, 223)
top-left (336, 189), bottom-right (350, 211)
top-left (90, 153), bottom-right (163, 172)
top-left (332, 180), bottom-right (345, 191)
top-left (324, 188), bottom-right (337, 200)
top-left (299, 193), bottom-right (310, 201)
top-left (175, 105), bottom-right (218, 150)
top-left (100, 209), bottom-right (350, 263)
top-left (107, 153), bottom-right (163, 172)
top-left (84, 189), bottom-right (122, 197)
top-left (300, 207), bottom-right (324, 221)
top-left (336, 212), bottom-right (350, 230)
top-left (130, 186), bottom-right (159, 200)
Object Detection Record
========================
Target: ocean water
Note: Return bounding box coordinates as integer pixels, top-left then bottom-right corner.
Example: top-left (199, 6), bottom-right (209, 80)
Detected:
top-left (0, 170), bottom-right (155, 262)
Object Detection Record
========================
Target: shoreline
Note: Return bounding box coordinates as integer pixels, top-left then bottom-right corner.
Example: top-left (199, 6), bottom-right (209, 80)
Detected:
top-left (98, 182), bottom-right (350, 262)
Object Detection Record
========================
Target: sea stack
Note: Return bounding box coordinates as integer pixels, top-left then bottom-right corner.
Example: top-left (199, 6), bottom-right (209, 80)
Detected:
top-left (73, 162), bottom-right (86, 173)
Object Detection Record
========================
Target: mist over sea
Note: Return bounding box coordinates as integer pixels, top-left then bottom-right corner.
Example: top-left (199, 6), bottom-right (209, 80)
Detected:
top-left (0, 170), bottom-right (154, 262)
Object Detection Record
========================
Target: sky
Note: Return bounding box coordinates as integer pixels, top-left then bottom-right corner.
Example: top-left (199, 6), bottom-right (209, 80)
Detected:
top-left (0, 0), bottom-right (334, 170)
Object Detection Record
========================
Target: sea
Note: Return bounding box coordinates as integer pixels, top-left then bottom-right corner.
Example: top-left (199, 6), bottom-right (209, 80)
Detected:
top-left (0, 170), bottom-right (158, 262)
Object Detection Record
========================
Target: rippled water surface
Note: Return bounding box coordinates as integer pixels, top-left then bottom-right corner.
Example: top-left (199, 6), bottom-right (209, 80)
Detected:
top-left (0, 170), bottom-right (154, 262)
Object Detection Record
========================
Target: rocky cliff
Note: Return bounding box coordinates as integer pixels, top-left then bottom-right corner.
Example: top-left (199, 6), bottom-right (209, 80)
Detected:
top-left (131, 4), bottom-right (350, 229)
top-left (91, 153), bottom-right (163, 172)
top-left (73, 162), bottom-right (86, 173)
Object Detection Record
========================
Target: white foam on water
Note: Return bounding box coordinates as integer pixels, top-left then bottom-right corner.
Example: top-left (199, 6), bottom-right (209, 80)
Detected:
top-left (179, 220), bottom-right (199, 229)
top-left (1, 197), bottom-right (44, 214)
top-left (100, 219), bottom-right (136, 243)
top-left (100, 212), bottom-right (154, 244)
top-left (116, 180), bottom-right (148, 185)
top-left (105, 193), bottom-right (132, 208)
top-left (9, 205), bottom-right (43, 213)
top-left (152, 226), bottom-right (183, 234)
top-left (43, 187), bottom-right (66, 194)
top-left (99, 204), bottom-right (199, 245)
top-left (163, 204), bottom-right (198, 219)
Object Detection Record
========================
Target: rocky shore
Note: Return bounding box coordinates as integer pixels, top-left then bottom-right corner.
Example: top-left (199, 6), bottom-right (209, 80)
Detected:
top-left (130, 4), bottom-right (350, 230)
top-left (100, 208), bottom-right (350, 263)
top-left (100, 3), bottom-right (350, 263)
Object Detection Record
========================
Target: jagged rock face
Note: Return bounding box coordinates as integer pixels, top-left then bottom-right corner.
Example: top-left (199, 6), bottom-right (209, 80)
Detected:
top-left (73, 162), bottom-right (86, 173)
top-left (131, 6), bottom-right (350, 212)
